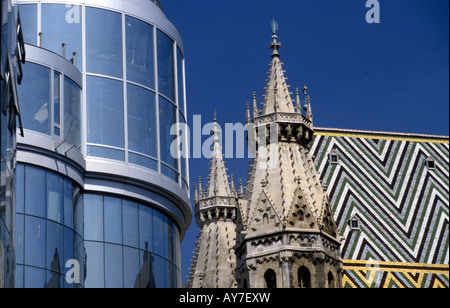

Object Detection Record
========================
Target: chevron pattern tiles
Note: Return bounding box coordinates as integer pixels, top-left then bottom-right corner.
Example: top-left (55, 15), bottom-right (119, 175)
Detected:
top-left (311, 129), bottom-right (449, 288)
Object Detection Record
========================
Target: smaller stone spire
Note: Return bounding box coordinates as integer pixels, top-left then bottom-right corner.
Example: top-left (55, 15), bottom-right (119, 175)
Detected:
top-left (296, 88), bottom-right (302, 114)
top-left (306, 95), bottom-right (313, 124)
top-left (206, 115), bottom-right (232, 198)
top-left (253, 92), bottom-right (260, 118)
top-left (246, 101), bottom-right (251, 124)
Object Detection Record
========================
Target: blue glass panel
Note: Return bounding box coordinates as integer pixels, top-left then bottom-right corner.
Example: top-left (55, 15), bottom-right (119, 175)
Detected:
top-left (84, 194), bottom-right (103, 241)
top-left (127, 83), bottom-right (157, 158)
top-left (25, 165), bottom-right (46, 217)
top-left (154, 255), bottom-right (168, 288)
top-left (126, 16), bottom-right (154, 89)
top-left (47, 171), bottom-right (63, 223)
top-left (136, 250), bottom-right (156, 288)
top-left (18, 4), bottom-right (37, 45)
top-left (177, 48), bottom-right (185, 112)
top-left (45, 270), bottom-right (63, 288)
top-left (15, 164), bottom-right (24, 213)
top-left (46, 220), bottom-right (63, 274)
top-left (24, 216), bottom-right (46, 269)
top-left (105, 244), bottom-right (124, 288)
top-left (86, 7), bottom-right (122, 77)
top-left (63, 180), bottom-right (74, 229)
top-left (24, 266), bottom-right (45, 288)
top-left (138, 205), bottom-right (153, 252)
top-left (87, 145), bottom-right (125, 162)
top-left (63, 227), bottom-right (74, 285)
top-left (152, 210), bottom-right (167, 259)
top-left (15, 214), bottom-right (24, 264)
top-left (159, 96), bottom-right (178, 169)
top-left (86, 76), bottom-right (124, 148)
top-left (104, 196), bottom-right (122, 244)
top-left (15, 265), bottom-right (24, 288)
top-left (123, 246), bottom-right (139, 288)
top-left (64, 76), bottom-right (82, 149)
top-left (41, 4), bottom-right (82, 70)
top-left (122, 200), bottom-right (139, 248)
top-left (74, 192), bottom-right (83, 237)
top-left (84, 241), bottom-right (104, 288)
top-left (54, 72), bottom-right (61, 125)
top-left (161, 164), bottom-right (179, 183)
top-left (18, 62), bottom-right (51, 135)
top-left (129, 152), bottom-right (158, 171)
top-left (157, 30), bottom-right (174, 100)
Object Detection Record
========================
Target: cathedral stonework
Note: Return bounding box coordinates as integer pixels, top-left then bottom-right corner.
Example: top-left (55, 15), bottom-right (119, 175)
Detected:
top-left (188, 29), bottom-right (343, 288)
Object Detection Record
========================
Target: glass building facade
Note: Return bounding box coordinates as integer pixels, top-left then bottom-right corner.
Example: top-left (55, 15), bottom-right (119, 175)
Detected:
top-left (9, 0), bottom-right (191, 288)
top-left (1, 0), bottom-right (25, 288)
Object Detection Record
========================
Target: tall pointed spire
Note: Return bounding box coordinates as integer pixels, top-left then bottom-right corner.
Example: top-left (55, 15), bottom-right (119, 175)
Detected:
top-left (260, 23), bottom-right (296, 116)
top-left (206, 116), bottom-right (232, 197)
top-left (189, 113), bottom-right (238, 288)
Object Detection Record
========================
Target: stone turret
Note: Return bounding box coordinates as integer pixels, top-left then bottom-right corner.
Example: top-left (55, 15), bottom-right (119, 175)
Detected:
top-left (187, 117), bottom-right (238, 288)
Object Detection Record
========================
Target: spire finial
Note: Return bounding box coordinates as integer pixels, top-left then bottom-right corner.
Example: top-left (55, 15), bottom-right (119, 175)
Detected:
top-left (270, 19), bottom-right (281, 58)
top-left (271, 19), bottom-right (278, 35)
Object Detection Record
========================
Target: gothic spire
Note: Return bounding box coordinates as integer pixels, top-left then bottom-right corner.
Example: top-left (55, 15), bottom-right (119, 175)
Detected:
top-left (261, 25), bottom-right (296, 116)
top-left (206, 116), bottom-right (232, 198)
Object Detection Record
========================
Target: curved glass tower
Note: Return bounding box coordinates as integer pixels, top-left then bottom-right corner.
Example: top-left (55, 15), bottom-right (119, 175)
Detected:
top-left (14, 0), bottom-right (190, 288)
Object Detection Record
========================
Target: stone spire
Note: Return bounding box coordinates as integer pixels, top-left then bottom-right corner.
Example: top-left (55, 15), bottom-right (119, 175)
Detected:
top-left (259, 31), bottom-right (296, 116)
top-left (234, 25), bottom-right (342, 288)
top-left (188, 115), bottom-right (238, 288)
top-left (206, 116), bottom-right (232, 198)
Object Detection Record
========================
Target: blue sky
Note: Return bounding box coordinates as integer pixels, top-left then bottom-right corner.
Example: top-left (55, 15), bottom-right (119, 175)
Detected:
top-left (161, 0), bottom-right (449, 285)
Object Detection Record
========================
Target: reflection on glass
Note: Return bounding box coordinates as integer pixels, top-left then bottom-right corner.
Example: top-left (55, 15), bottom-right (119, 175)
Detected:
top-left (159, 97), bottom-right (178, 169)
top-left (139, 205), bottom-right (153, 252)
top-left (24, 266), bottom-right (45, 288)
top-left (127, 84), bottom-right (157, 159)
top-left (64, 76), bottom-right (81, 149)
top-left (86, 76), bottom-right (124, 149)
top-left (47, 172), bottom-right (63, 223)
top-left (104, 196), bottom-right (122, 244)
top-left (84, 194), bottom-right (103, 241)
top-left (157, 30), bottom-right (174, 100)
top-left (86, 7), bottom-right (122, 77)
top-left (153, 210), bottom-right (167, 259)
top-left (105, 244), bottom-right (124, 288)
top-left (54, 72), bottom-right (61, 126)
top-left (126, 16), bottom-right (154, 88)
top-left (15, 164), bottom-right (83, 288)
top-left (63, 180), bottom-right (74, 229)
top-left (84, 241), bottom-right (104, 288)
top-left (87, 145), bottom-right (125, 161)
top-left (25, 165), bottom-right (46, 217)
top-left (123, 200), bottom-right (139, 248)
top-left (123, 246), bottom-right (139, 288)
top-left (177, 48), bottom-right (185, 112)
top-left (129, 153), bottom-right (158, 171)
top-left (41, 4), bottom-right (82, 70)
top-left (25, 216), bottom-right (46, 269)
top-left (135, 247), bottom-right (156, 288)
top-left (46, 221), bottom-right (63, 274)
top-left (15, 214), bottom-right (24, 264)
top-left (18, 62), bottom-right (51, 135)
top-left (81, 194), bottom-right (181, 288)
top-left (18, 4), bottom-right (37, 45)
